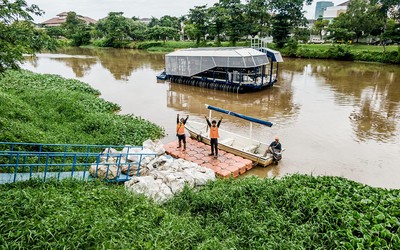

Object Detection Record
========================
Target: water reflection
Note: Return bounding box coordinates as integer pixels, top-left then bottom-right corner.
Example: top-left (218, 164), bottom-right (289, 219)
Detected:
top-left (284, 59), bottom-right (400, 143)
top-left (166, 79), bottom-right (299, 127)
top-left (26, 47), bottom-right (165, 80)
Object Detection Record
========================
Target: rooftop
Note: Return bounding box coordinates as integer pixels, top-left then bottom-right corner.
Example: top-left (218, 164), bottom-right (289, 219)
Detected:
top-left (41, 12), bottom-right (97, 27)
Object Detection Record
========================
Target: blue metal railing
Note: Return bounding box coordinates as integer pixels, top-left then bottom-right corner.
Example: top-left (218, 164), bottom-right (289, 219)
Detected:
top-left (0, 142), bottom-right (157, 184)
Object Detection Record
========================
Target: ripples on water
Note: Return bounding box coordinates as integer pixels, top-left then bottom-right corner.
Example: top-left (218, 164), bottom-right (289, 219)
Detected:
top-left (22, 48), bottom-right (400, 188)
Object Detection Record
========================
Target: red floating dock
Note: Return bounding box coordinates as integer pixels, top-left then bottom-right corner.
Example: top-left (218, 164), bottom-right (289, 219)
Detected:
top-left (164, 138), bottom-right (253, 178)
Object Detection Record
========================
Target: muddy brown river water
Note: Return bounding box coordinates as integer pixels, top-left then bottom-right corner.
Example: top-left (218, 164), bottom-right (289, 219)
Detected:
top-left (22, 47), bottom-right (400, 189)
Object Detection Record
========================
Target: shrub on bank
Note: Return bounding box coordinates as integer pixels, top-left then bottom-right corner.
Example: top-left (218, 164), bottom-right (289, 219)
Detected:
top-left (0, 70), bottom-right (164, 146)
top-left (327, 45), bottom-right (354, 61)
top-left (1, 175), bottom-right (399, 249)
top-left (147, 46), bottom-right (175, 52)
top-left (136, 41), bottom-right (164, 49)
top-left (288, 44), bottom-right (400, 64)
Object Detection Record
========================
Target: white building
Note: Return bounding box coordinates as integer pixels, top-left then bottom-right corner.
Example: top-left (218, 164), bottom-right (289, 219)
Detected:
top-left (323, 1), bottom-right (349, 22)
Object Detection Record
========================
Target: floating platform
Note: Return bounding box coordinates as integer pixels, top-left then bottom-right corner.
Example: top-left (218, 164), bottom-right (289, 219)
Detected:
top-left (159, 46), bottom-right (283, 93)
top-left (164, 137), bottom-right (254, 178)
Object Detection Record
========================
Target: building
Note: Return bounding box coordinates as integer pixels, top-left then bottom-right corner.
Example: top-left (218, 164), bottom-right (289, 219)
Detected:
top-left (315, 1), bottom-right (334, 19)
top-left (138, 18), bottom-right (151, 25)
top-left (323, 1), bottom-right (350, 22)
top-left (41, 12), bottom-right (97, 27)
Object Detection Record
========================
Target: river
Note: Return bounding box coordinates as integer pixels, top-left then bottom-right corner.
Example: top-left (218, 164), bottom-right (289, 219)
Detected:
top-left (22, 47), bottom-right (400, 189)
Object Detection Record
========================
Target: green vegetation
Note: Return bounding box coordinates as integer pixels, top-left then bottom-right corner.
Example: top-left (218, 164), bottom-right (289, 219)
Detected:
top-left (281, 43), bottom-right (400, 63)
top-left (0, 0), bottom-right (56, 72)
top-left (1, 175), bottom-right (399, 249)
top-left (0, 70), bottom-right (164, 145)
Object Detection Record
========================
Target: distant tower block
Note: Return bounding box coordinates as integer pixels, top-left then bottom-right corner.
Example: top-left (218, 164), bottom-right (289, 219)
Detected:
top-left (315, 1), bottom-right (334, 19)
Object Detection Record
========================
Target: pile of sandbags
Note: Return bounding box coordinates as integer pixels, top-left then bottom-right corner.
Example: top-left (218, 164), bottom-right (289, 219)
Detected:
top-left (89, 139), bottom-right (164, 179)
top-left (125, 158), bottom-right (215, 203)
top-left (89, 139), bottom-right (215, 202)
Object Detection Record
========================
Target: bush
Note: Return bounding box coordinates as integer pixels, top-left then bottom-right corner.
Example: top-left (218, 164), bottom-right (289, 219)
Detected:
top-left (146, 47), bottom-right (175, 52)
top-left (282, 39), bottom-right (298, 57)
top-left (136, 41), bottom-right (163, 49)
top-left (327, 45), bottom-right (354, 60)
top-left (91, 38), bottom-right (107, 47)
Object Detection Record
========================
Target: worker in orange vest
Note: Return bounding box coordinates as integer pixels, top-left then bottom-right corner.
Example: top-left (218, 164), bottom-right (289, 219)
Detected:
top-left (205, 116), bottom-right (223, 158)
top-left (177, 114), bottom-right (189, 150)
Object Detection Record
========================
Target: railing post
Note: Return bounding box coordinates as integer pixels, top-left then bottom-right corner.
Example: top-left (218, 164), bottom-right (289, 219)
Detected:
top-left (136, 154), bottom-right (143, 176)
top-left (71, 154), bottom-right (77, 177)
top-left (44, 153), bottom-right (49, 182)
top-left (13, 152), bottom-right (20, 183)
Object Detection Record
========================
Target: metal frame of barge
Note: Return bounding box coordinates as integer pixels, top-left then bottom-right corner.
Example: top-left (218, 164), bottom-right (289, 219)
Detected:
top-left (158, 45), bottom-right (283, 93)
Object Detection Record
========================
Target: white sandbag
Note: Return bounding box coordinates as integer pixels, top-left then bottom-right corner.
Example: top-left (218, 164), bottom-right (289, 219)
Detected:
top-left (183, 167), bottom-right (215, 186)
top-left (126, 148), bottom-right (145, 162)
top-left (142, 139), bottom-right (165, 155)
top-left (146, 155), bottom-right (173, 170)
top-left (173, 171), bottom-right (196, 188)
top-left (89, 164), bottom-right (120, 180)
top-left (121, 145), bottom-right (133, 154)
top-left (121, 163), bottom-right (139, 176)
top-left (154, 140), bottom-right (166, 155)
top-left (102, 147), bottom-right (119, 154)
top-left (124, 176), bottom-right (173, 203)
top-left (164, 173), bottom-right (186, 194)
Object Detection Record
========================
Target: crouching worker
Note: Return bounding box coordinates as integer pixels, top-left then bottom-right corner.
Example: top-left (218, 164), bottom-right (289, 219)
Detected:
top-left (176, 114), bottom-right (189, 150)
top-left (205, 116), bottom-right (223, 159)
top-left (263, 136), bottom-right (282, 162)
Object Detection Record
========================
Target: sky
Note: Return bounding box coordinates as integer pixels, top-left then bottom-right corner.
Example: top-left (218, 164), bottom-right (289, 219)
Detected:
top-left (27, 0), bottom-right (347, 23)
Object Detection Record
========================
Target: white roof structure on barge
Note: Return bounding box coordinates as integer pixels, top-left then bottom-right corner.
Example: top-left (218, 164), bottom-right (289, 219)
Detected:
top-left (165, 47), bottom-right (270, 77)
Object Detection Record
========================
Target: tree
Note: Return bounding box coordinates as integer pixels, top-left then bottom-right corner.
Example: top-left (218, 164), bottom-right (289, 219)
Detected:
top-left (148, 17), bottom-right (159, 27)
top-left (382, 19), bottom-right (400, 45)
top-left (158, 15), bottom-right (181, 40)
top-left (269, 0), bottom-right (312, 48)
top-left (95, 12), bottom-right (135, 48)
top-left (148, 25), bottom-right (178, 42)
top-left (220, 0), bottom-right (247, 45)
top-left (370, 0), bottom-right (400, 49)
top-left (61, 12), bottom-right (91, 46)
top-left (208, 3), bottom-right (227, 45)
top-left (183, 23), bottom-right (197, 40)
top-left (244, 0), bottom-right (271, 38)
top-left (187, 5), bottom-right (209, 44)
top-left (293, 27), bottom-right (311, 43)
top-left (313, 17), bottom-right (329, 39)
top-left (129, 21), bottom-right (148, 41)
top-left (343, 0), bottom-right (382, 42)
top-left (0, 0), bottom-right (55, 72)
top-left (326, 14), bottom-right (356, 43)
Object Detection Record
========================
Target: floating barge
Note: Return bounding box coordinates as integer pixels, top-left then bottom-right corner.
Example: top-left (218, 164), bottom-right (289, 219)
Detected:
top-left (164, 137), bottom-right (254, 178)
top-left (158, 47), bottom-right (283, 93)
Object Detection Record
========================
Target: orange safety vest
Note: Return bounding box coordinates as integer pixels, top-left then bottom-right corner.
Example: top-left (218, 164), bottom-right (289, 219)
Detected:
top-left (209, 125), bottom-right (219, 139)
top-left (177, 123), bottom-right (185, 135)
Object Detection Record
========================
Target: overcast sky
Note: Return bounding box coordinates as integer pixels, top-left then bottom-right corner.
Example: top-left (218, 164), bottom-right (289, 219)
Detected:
top-left (27, 0), bottom-right (346, 23)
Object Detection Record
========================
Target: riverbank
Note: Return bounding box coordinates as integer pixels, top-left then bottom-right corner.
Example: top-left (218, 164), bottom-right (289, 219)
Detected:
top-left (281, 43), bottom-right (400, 64)
top-left (1, 175), bottom-right (399, 249)
top-left (1, 66), bottom-right (399, 248)
top-left (0, 70), bottom-right (164, 146)
top-left (82, 39), bottom-right (400, 64)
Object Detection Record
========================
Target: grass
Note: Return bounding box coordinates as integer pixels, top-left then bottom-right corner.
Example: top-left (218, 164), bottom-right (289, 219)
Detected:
top-left (0, 175), bottom-right (399, 249)
top-left (0, 70), bottom-right (165, 147)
